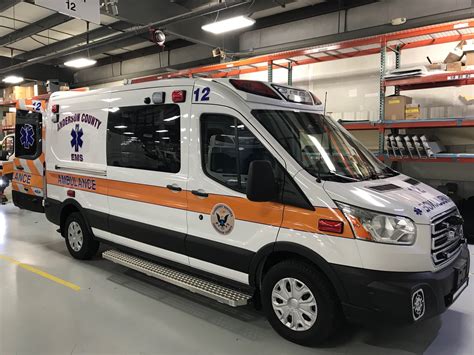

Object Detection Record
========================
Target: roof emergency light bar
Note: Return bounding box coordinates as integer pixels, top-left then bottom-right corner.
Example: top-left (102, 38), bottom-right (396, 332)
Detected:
top-left (230, 79), bottom-right (281, 100)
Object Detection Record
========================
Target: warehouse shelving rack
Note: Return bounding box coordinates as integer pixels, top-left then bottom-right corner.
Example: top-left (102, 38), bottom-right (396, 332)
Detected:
top-left (130, 18), bottom-right (474, 164)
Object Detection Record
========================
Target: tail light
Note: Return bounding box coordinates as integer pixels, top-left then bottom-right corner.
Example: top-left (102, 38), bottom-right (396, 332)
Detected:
top-left (52, 104), bottom-right (59, 114)
top-left (172, 90), bottom-right (186, 103)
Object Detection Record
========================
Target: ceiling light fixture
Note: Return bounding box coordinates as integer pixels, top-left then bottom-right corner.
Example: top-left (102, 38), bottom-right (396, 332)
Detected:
top-left (3, 75), bottom-right (24, 84)
top-left (202, 16), bottom-right (255, 34)
top-left (64, 58), bottom-right (97, 68)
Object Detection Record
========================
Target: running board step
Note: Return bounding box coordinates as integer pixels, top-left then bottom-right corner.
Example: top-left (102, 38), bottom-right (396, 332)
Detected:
top-left (102, 250), bottom-right (252, 307)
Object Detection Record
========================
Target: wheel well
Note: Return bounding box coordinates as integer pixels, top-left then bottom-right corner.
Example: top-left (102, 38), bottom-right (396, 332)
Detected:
top-left (59, 204), bottom-right (79, 235)
top-left (256, 249), bottom-right (345, 303)
top-left (260, 251), bottom-right (317, 285)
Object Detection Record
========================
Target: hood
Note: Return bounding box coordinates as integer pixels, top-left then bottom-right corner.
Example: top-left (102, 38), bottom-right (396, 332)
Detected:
top-left (323, 174), bottom-right (456, 224)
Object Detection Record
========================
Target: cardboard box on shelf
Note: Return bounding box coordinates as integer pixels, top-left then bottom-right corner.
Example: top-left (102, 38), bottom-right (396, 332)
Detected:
top-left (405, 104), bottom-right (419, 119)
top-left (2, 82), bottom-right (48, 100)
top-left (405, 104), bottom-right (421, 119)
top-left (385, 95), bottom-right (412, 120)
top-left (426, 63), bottom-right (446, 71)
top-left (444, 41), bottom-right (465, 63)
top-left (446, 61), bottom-right (463, 72)
top-left (465, 51), bottom-right (474, 66)
top-left (4, 112), bottom-right (15, 127)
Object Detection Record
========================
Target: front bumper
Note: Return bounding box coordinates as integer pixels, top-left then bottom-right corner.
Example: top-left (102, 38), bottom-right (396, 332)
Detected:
top-left (334, 244), bottom-right (470, 325)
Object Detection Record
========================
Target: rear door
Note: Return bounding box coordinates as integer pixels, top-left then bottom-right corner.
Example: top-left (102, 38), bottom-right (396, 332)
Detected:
top-left (12, 106), bottom-right (45, 212)
top-left (105, 86), bottom-right (191, 266)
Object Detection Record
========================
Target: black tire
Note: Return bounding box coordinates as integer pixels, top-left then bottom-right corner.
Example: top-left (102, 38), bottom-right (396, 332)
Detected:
top-left (261, 260), bottom-right (341, 346)
top-left (63, 212), bottom-right (99, 260)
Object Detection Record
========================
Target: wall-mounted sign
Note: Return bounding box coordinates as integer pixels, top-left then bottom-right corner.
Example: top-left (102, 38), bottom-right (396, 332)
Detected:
top-left (35, 0), bottom-right (100, 24)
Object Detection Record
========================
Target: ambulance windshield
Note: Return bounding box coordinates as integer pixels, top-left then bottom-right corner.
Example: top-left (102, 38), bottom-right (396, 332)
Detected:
top-left (252, 110), bottom-right (397, 181)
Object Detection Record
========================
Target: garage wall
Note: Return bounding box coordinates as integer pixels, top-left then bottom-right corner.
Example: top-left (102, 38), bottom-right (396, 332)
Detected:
top-left (240, 0), bottom-right (473, 51)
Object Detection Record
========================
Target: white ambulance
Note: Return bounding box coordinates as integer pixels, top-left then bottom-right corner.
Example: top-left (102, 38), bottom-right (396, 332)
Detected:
top-left (13, 79), bottom-right (469, 345)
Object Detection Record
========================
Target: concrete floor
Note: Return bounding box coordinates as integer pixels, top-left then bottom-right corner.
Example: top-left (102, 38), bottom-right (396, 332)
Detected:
top-left (0, 193), bottom-right (473, 355)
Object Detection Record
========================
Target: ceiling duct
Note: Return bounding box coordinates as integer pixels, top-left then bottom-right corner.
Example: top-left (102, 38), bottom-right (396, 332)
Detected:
top-left (0, 0), bottom-right (252, 75)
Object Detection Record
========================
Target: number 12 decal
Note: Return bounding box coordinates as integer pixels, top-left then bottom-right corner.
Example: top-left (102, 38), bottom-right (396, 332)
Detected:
top-left (194, 87), bottom-right (210, 102)
top-left (33, 101), bottom-right (41, 112)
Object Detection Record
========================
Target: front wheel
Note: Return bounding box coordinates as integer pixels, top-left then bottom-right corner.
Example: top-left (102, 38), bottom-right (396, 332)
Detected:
top-left (64, 212), bottom-right (99, 260)
top-left (261, 260), bottom-right (341, 346)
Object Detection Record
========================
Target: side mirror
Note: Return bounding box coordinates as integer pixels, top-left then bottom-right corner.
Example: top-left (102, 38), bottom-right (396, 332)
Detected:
top-left (246, 160), bottom-right (277, 202)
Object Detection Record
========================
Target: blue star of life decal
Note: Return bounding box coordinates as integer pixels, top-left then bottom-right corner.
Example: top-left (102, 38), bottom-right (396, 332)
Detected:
top-left (19, 124), bottom-right (35, 149)
top-left (414, 207), bottom-right (423, 216)
top-left (71, 124), bottom-right (84, 153)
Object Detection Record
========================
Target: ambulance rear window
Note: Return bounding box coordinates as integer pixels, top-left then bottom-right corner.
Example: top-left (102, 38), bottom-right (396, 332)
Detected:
top-left (15, 110), bottom-right (42, 159)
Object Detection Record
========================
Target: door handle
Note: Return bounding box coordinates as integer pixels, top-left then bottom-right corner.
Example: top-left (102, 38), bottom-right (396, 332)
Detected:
top-left (166, 184), bottom-right (182, 192)
top-left (192, 189), bottom-right (209, 198)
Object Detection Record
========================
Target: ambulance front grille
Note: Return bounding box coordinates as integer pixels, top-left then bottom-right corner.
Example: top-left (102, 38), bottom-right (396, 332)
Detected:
top-left (102, 250), bottom-right (252, 307)
top-left (430, 207), bottom-right (464, 269)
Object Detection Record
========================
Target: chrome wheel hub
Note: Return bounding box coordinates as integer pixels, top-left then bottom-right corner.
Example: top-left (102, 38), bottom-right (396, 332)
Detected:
top-left (271, 277), bottom-right (318, 332)
top-left (68, 221), bottom-right (83, 252)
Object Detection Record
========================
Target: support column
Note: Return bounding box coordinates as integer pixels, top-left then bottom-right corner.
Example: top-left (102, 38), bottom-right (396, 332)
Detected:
top-left (268, 61), bottom-right (273, 82)
top-left (379, 38), bottom-right (387, 155)
top-left (394, 44), bottom-right (401, 96)
top-left (287, 62), bottom-right (293, 86)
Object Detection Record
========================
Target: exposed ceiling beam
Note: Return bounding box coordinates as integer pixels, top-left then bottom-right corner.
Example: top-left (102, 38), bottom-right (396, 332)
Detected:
top-left (0, 56), bottom-right (74, 86)
top-left (72, 56), bottom-right (220, 88)
top-left (14, 21), bottom-right (132, 61)
top-left (95, 38), bottom-right (194, 67)
top-left (0, 0), bottom-right (251, 74)
top-left (253, 0), bottom-right (378, 30)
top-left (0, 0), bottom-right (22, 13)
top-left (0, 13), bottom-right (71, 47)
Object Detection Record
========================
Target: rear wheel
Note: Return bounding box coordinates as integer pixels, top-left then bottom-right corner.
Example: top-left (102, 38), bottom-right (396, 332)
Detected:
top-left (64, 212), bottom-right (99, 260)
top-left (261, 260), bottom-right (341, 346)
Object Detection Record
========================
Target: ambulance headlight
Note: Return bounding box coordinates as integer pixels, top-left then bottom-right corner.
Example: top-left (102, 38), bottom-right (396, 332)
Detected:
top-left (337, 202), bottom-right (416, 245)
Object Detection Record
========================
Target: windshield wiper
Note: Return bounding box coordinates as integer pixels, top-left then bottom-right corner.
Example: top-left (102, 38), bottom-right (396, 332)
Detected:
top-left (326, 171), bottom-right (360, 182)
top-left (313, 157), bottom-right (360, 183)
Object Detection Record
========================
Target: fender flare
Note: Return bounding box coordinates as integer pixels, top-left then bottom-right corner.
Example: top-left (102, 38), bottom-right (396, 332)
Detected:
top-left (249, 241), bottom-right (349, 303)
top-left (46, 198), bottom-right (95, 236)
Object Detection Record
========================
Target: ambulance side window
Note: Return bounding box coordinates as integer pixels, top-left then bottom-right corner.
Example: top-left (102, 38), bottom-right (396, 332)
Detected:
top-left (201, 113), bottom-right (314, 210)
top-left (201, 114), bottom-right (281, 194)
top-left (107, 104), bottom-right (181, 173)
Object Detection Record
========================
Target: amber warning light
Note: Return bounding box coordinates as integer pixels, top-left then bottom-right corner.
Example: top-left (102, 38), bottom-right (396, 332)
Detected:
top-left (318, 219), bottom-right (344, 234)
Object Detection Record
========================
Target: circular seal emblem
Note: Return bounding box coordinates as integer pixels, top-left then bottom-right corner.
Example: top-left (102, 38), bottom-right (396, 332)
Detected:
top-left (211, 204), bottom-right (235, 235)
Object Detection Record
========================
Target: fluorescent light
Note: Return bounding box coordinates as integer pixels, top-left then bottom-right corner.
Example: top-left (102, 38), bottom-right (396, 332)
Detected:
top-left (202, 16), bottom-right (255, 34)
top-left (64, 58), bottom-right (97, 68)
top-left (156, 129), bottom-right (168, 133)
top-left (102, 107), bottom-right (120, 113)
top-left (123, 132), bottom-right (134, 135)
top-left (164, 117), bottom-right (178, 122)
top-left (454, 22), bottom-right (469, 29)
top-left (3, 75), bottom-right (24, 84)
top-left (114, 125), bottom-right (128, 129)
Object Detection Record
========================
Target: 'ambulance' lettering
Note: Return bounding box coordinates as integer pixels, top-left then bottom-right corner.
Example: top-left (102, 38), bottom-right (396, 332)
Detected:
top-left (13, 172), bottom-right (32, 185)
top-left (57, 175), bottom-right (97, 191)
